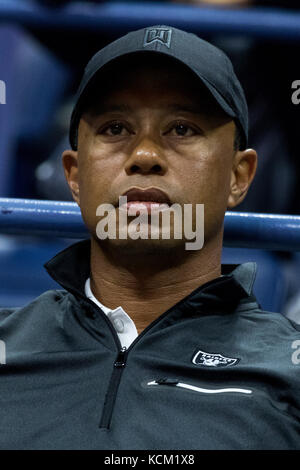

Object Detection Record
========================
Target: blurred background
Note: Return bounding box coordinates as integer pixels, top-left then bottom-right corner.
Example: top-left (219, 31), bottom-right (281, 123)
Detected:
top-left (0, 0), bottom-right (300, 321)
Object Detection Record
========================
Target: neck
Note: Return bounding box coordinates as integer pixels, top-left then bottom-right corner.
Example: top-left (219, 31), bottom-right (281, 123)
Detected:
top-left (89, 235), bottom-right (223, 334)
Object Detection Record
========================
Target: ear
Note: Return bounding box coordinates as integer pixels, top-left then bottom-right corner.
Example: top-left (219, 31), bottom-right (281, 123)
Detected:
top-left (62, 149), bottom-right (80, 206)
top-left (227, 148), bottom-right (257, 209)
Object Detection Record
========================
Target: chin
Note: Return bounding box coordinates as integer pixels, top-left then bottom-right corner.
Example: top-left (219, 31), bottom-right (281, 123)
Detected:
top-left (99, 236), bottom-right (187, 257)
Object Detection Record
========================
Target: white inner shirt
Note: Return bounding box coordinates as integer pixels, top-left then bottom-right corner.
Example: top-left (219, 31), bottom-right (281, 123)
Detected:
top-left (84, 278), bottom-right (138, 349)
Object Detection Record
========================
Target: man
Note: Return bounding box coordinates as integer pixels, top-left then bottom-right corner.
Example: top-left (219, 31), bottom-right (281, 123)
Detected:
top-left (0, 25), bottom-right (299, 450)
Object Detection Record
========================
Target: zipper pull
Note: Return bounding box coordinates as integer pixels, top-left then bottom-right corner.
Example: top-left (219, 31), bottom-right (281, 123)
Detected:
top-left (156, 378), bottom-right (179, 386)
top-left (114, 347), bottom-right (127, 368)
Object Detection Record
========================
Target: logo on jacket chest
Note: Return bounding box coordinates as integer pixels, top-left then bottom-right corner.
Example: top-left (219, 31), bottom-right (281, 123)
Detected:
top-left (192, 349), bottom-right (240, 368)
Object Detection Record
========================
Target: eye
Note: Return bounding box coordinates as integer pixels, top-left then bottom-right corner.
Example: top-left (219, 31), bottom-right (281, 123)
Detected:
top-left (165, 122), bottom-right (200, 137)
top-left (100, 121), bottom-right (130, 137)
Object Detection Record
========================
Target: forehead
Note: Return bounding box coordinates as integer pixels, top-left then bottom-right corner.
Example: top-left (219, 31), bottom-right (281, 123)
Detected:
top-left (82, 53), bottom-right (226, 117)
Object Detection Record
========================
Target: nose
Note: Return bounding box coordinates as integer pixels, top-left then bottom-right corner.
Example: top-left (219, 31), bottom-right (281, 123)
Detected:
top-left (124, 137), bottom-right (168, 176)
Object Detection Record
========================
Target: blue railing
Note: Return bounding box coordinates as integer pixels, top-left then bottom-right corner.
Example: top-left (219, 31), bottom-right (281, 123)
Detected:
top-left (0, 198), bottom-right (299, 251)
top-left (0, 1), bottom-right (300, 41)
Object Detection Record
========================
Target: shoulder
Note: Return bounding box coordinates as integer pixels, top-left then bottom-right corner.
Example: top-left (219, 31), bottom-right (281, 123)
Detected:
top-left (251, 306), bottom-right (300, 334)
top-left (0, 289), bottom-right (75, 344)
top-left (0, 289), bottom-right (68, 317)
top-left (236, 302), bottom-right (300, 335)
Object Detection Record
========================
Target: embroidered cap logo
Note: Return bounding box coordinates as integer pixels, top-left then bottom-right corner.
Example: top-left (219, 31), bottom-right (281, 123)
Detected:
top-left (143, 28), bottom-right (172, 48)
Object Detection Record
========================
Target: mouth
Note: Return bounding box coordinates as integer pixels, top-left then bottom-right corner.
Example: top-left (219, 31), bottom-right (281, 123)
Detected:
top-left (118, 187), bottom-right (171, 213)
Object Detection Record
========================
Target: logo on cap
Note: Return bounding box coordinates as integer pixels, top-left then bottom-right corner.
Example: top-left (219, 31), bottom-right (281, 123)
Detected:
top-left (143, 28), bottom-right (172, 48)
top-left (192, 349), bottom-right (239, 368)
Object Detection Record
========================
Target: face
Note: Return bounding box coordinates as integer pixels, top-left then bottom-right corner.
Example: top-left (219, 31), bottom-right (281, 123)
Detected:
top-left (63, 54), bottom-right (257, 254)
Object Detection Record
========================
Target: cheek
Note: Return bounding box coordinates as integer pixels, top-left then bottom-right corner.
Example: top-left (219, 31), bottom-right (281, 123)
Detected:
top-left (78, 143), bottom-right (121, 200)
top-left (175, 147), bottom-right (232, 206)
top-left (76, 148), bottom-right (119, 233)
top-left (77, 121), bottom-right (122, 197)
top-left (176, 143), bottom-right (233, 241)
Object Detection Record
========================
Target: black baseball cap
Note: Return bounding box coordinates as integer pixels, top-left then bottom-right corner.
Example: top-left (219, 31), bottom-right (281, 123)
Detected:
top-left (69, 25), bottom-right (248, 150)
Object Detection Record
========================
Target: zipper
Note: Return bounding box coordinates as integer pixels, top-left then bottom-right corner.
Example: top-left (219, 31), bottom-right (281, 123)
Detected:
top-left (147, 378), bottom-right (252, 395)
top-left (81, 296), bottom-right (184, 430)
top-left (82, 295), bottom-right (190, 430)
top-left (99, 346), bottom-right (127, 429)
top-left (77, 297), bottom-right (129, 431)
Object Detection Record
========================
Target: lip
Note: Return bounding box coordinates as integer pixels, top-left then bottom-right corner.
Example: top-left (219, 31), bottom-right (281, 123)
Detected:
top-left (120, 187), bottom-right (171, 206)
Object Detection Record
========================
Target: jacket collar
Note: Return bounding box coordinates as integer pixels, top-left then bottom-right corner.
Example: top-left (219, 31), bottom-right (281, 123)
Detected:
top-left (44, 239), bottom-right (258, 311)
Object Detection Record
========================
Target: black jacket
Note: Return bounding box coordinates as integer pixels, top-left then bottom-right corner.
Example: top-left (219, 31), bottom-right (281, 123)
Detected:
top-left (0, 240), bottom-right (299, 449)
